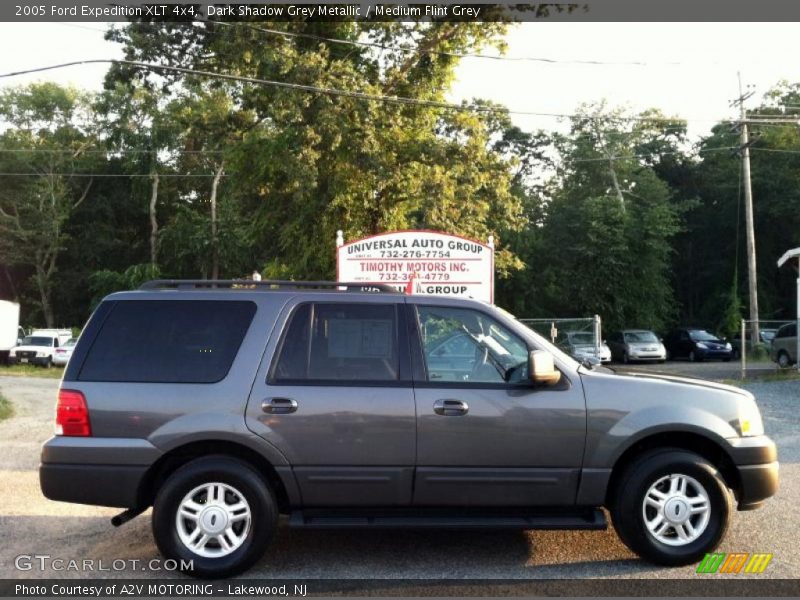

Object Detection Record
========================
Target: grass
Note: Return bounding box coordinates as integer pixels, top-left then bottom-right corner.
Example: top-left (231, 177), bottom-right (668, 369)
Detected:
top-left (0, 364), bottom-right (64, 379)
top-left (722, 369), bottom-right (800, 385)
top-left (0, 392), bottom-right (12, 421)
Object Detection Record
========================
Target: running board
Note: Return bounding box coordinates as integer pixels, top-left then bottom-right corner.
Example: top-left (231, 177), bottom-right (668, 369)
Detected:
top-left (289, 508), bottom-right (607, 530)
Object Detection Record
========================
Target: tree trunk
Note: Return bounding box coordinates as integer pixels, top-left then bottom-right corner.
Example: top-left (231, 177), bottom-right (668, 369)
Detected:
top-left (35, 265), bottom-right (54, 328)
top-left (149, 171), bottom-right (159, 266)
top-left (607, 157), bottom-right (625, 211)
top-left (209, 161), bottom-right (225, 280)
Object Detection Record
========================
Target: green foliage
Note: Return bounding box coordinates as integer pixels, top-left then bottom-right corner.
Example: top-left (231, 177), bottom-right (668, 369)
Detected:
top-left (1, 27), bottom-right (799, 338)
top-left (0, 392), bottom-right (12, 421)
top-left (718, 284), bottom-right (743, 340)
top-left (88, 263), bottom-right (161, 308)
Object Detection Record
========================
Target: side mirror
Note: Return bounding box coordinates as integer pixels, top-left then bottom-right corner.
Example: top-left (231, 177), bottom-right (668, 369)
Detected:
top-left (529, 350), bottom-right (561, 386)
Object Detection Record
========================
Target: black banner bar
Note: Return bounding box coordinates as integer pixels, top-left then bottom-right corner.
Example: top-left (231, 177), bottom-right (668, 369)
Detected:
top-left (5, 0), bottom-right (800, 22)
top-left (3, 578), bottom-right (800, 597)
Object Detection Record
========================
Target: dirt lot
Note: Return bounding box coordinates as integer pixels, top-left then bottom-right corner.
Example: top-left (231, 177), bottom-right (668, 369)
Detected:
top-left (0, 372), bottom-right (797, 584)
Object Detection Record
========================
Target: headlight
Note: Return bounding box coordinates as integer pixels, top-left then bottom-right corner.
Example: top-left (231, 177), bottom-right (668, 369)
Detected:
top-left (9, 352), bottom-right (15, 357)
top-left (36, 351), bottom-right (48, 358)
top-left (696, 342), bottom-right (709, 349)
top-left (737, 401), bottom-right (764, 437)
top-left (725, 342), bottom-right (732, 350)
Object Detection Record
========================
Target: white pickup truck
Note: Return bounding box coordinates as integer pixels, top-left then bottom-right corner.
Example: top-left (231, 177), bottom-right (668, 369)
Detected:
top-left (9, 328), bottom-right (73, 368)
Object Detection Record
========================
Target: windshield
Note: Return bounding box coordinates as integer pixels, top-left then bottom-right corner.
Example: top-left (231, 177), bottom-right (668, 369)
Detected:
top-left (568, 332), bottom-right (595, 345)
top-left (492, 305), bottom-right (580, 368)
top-left (21, 336), bottom-right (54, 347)
top-left (689, 330), bottom-right (721, 342)
top-left (624, 331), bottom-right (659, 343)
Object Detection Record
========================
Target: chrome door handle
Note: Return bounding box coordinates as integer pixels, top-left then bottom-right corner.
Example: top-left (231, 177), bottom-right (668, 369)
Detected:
top-left (262, 397), bottom-right (298, 414)
top-left (433, 399), bottom-right (469, 416)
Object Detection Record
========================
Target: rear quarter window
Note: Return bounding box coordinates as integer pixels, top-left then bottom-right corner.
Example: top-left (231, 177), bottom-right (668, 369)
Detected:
top-left (78, 300), bottom-right (256, 383)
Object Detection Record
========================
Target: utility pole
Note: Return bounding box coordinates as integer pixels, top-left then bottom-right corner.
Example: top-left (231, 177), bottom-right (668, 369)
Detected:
top-left (733, 73), bottom-right (760, 347)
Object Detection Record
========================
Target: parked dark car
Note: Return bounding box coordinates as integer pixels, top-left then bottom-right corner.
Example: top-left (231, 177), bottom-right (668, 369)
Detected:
top-left (664, 328), bottom-right (733, 362)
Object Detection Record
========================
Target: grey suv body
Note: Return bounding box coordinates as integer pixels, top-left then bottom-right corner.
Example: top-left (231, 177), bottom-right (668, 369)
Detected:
top-left (40, 281), bottom-right (778, 578)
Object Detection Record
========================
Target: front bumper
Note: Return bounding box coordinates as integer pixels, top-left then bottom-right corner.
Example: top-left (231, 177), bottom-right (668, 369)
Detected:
top-left (628, 353), bottom-right (666, 361)
top-left (697, 348), bottom-right (733, 360)
top-left (9, 355), bottom-right (50, 366)
top-left (39, 437), bottom-right (160, 508)
top-left (726, 435), bottom-right (779, 510)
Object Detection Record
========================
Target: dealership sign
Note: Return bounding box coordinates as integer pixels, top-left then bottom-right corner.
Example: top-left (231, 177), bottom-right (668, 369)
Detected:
top-left (336, 230), bottom-right (494, 303)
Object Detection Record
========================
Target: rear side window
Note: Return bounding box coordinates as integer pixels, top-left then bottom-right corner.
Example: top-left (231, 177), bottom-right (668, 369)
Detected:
top-left (79, 300), bottom-right (256, 383)
top-left (272, 303), bottom-right (399, 382)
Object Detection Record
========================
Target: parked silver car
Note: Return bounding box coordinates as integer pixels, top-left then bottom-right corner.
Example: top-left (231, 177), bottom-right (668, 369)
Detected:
top-left (607, 329), bottom-right (667, 363)
top-left (770, 322), bottom-right (797, 368)
top-left (558, 330), bottom-right (612, 363)
top-left (53, 338), bottom-right (78, 366)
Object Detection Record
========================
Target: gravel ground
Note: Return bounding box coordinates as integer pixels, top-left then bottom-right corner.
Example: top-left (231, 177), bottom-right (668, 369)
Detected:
top-left (0, 373), bottom-right (796, 584)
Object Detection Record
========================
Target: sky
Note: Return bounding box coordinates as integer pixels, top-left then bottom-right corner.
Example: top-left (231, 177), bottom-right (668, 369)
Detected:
top-left (1, 21), bottom-right (799, 140)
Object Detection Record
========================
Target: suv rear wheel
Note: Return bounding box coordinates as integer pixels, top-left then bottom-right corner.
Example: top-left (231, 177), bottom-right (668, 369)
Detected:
top-left (611, 448), bottom-right (731, 566)
top-left (152, 455), bottom-right (278, 578)
top-left (777, 351), bottom-right (792, 368)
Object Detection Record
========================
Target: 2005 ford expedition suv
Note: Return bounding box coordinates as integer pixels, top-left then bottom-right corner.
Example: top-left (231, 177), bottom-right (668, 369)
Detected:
top-left (40, 280), bottom-right (778, 578)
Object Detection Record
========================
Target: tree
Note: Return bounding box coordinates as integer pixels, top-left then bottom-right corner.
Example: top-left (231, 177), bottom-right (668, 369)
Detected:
top-left (106, 21), bottom-right (523, 281)
top-left (507, 104), bottom-right (683, 330)
top-left (0, 83), bottom-right (99, 326)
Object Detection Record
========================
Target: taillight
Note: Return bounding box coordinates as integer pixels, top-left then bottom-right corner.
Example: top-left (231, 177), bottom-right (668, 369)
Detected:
top-left (55, 389), bottom-right (91, 436)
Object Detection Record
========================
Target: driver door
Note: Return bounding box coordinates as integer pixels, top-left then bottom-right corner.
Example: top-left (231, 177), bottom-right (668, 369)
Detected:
top-left (409, 300), bottom-right (587, 507)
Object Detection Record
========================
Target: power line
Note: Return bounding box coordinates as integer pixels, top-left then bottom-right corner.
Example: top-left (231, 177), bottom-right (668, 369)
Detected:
top-left (0, 58), bottom-right (726, 125)
top-left (199, 19), bottom-right (684, 67)
top-left (0, 148), bottom-right (224, 155)
top-left (0, 172), bottom-right (223, 177)
top-left (751, 147), bottom-right (800, 154)
top-left (566, 145), bottom-right (739, 163)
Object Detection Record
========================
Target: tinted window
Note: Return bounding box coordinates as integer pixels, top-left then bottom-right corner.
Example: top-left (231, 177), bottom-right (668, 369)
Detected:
top-left (417, 305), bottom-right (529, 384)
top-left (272, 303), bottom-right (399, 382)
top-left (777, 323), bottom-right (797, 338)
top-left (21, 336), bottom-right (54, 347)
top-left (79, 300), bottom-right (256, 383)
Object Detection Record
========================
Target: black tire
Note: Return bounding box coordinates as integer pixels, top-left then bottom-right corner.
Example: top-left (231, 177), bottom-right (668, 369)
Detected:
top-left (689, 350), bottom-right (702, 362)
top-left (42, 358), bottom-right (52, 369)
top-left (622, 352), bottom-right (629, 364)
top-left (610, 448), bottom-right (731, 566)
top-left (152, 455), bottom-right (278, 579)
top-left (777, 351), bottom-right (791, 369)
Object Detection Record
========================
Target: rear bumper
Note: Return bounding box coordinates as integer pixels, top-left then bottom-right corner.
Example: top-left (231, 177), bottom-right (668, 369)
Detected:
top-left (40, 463), bottom-right (149, 508)
top-left (39, 436), bottom-right (160, 509)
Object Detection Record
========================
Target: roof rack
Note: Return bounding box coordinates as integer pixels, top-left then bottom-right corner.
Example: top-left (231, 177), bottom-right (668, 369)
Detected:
top-left (138, 279), bottom-right (400, 293)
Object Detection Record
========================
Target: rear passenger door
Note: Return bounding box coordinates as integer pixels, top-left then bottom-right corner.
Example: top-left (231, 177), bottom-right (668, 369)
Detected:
top-left (246, 297), bottom-right (416, 507)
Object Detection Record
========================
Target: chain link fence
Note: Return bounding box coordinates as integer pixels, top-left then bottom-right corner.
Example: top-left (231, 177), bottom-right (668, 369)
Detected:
top-left (737, 319), bottom-right (797, 378)
top-left (520, 316), bottom-right (606, 363)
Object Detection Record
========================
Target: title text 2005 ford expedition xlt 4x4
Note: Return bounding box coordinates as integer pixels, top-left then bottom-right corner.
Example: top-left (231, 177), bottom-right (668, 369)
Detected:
top-left (40, 280), bottom-right (778, 578)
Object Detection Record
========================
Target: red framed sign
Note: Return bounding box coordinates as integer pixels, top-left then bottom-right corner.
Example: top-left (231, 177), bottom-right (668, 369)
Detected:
top-left (336, 230), bottom-right (494, 303)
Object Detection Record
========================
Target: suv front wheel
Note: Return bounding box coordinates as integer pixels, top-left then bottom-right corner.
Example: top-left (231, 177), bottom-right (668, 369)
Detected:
top-left (152, 455), bottom-right (278, 578)
top-left (611, 448), bottom-right (731, 566)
